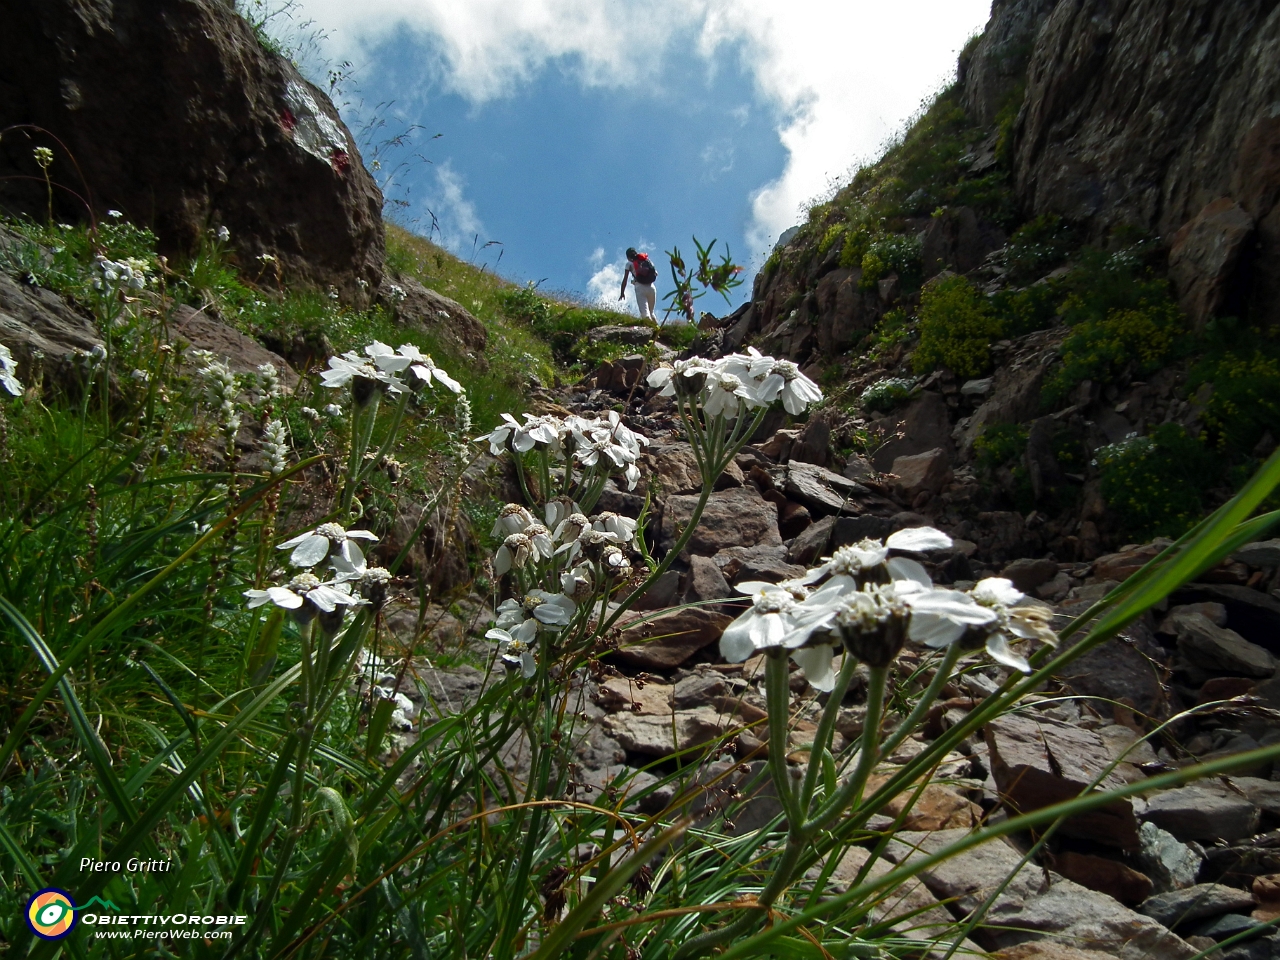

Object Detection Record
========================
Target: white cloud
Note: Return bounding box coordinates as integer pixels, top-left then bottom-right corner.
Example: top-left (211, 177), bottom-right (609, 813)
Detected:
top-left (586, 247), bottom-right (635, 314)
top-left (424, 160), bottom-right (484, 253)
top-left (295, 0), bottom-right (990, 259)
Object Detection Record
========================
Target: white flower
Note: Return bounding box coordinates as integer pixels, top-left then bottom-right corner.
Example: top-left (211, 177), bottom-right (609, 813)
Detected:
top-left (544, 496), bottom-right (581, 532)
top-left (107, 209), bottom-right (122, 219)
top-left (763, 360), bottom-right (822, 414)
top-left (320, 351), bottom-right (404, 395)
top-left (819, 526), bottom-right (953, 589)
top-left (323, 403), bottom-right (343, 417)
top-left (364, 341), bottom-right (413, 374)
top-left (486, 627), bottom-right (537, 678)
top-left (592, 512), bottom-right (637, 547)
top-left (702, 370), bottom-right (754, 420)
top-left (476, 413), bottom-right (522, 455)
top-left (525, 523), bottom-right (555, 561)
top-left (968, 577), bottom-right (1059, 673)
top-left (601, 545), bottom-right (632, 579)
top-left (0, 344), bottom-right (23, 396)
top-left (216, 225), bottom-right (231, 242)
top-left (513, 414), bottom-right (564, 454)
top-left (720, 585), bottom-right (802, 663)
top-left (301, 406), bottom-right (321, 421)
top-left (492, 503), bottom-right (535, 538)
top-left (646, 357), bottom-right (714, 397)
top-left (396, 344), bottom-right (463, 393)
top-left (561, 564), bottom-right (595, 601)
top-left (278, 521), bottom-right (379, 569)
top-left (552, 512), bottom-right (590, 547)
top-left (494, 533), bottom-right (533, 575)
top-left (524, 589), bottom-right (577, 627)
top-left (244, 572), bottom-right (366, 614)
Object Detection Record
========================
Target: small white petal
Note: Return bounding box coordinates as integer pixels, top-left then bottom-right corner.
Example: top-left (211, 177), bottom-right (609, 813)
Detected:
top-left (986, 633), bottom-right (1032, 673)
top-left (792, 646), bottom-right (836, 692)
top-left (886, 557), bottom-right (932, 587)
top-left (289, 535), bottom-right (331, 568)
top-left (886, 527), bottom-right (953, 553)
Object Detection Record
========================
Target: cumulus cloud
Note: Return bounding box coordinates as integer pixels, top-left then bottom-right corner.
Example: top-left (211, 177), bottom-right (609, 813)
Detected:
top-left (296, 0), bottom-right (989, 257)
top-left (424, 161), bottom-right (484, 252)
top-left (586, 247), bottom-right (632, 313)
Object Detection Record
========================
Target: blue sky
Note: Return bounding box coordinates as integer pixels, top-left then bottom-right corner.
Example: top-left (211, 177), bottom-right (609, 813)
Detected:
top-left (287, 0), bottom-right (993, 314)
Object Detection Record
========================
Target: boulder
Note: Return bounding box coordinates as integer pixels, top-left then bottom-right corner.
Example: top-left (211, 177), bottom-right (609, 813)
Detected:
top-left (786, 515), bottom-right (834, 566)
top-left (612, 607), bottom-right (734, 670)
top-left (0, 264), bottom-right (100, 391)
top-left (172, 305), bottom-right (298, 389)
top-left (596, 677), bottom-right (672, 716)
top-left (1233, 540), bottom-right (1280, 569)
top-left (1141, 782), bottom-right (1261, 843)
top-left (671, 672), bottom-right (733, 710)
top-left (1094, 542), bottom-right (1168, 582)
top-left (832, 514), bottom-right (895, 546)
top-left (985, 713), bottom-right (1141, 849)
top-left (1168, 198), bottom-right (1255, 330)
top-left (1137, 821), bottom-right (1205, 894)
top-left (1165, 611), bottom-right (1277, 678)
top-left (659, 485), bottom-right (781, 556)
top-left (919, 206), bottom-right (1006, 277)
top-left (1002, 557), bottom-right (1061, 594)
top-left (687, 555), bottom-right (732, 603)
top-left (646, 443), bottom-right (743, 496)
top-left (713, 544), bottom-right (806, 585)
top-left (1054, 850), bottom-right (1153, 905)
top-left (602, 706), bottom-right (729, 758)
top-left (1174, 585), bottom-right (1280, 650)
top-left (1139, 883), bottom-right (1257, 929)
top-left (890, 448), bottom-right (953, 501)
top-left (0, 0), bottom-right (383, 298)
top-left (585, 354), bottom-right (645, 392)
top-left (871, 391), bottom-right (954, 470)
top-left (783, 460), bottom-right (868, 515)
top-left (381, 276), bottom-right (487, 357)
top-left (585, 324), bottom-right (653, 346)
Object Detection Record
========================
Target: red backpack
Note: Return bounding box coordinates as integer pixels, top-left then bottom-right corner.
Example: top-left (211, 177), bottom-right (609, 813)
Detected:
top-left (632, 253), bottom-right (657, 284)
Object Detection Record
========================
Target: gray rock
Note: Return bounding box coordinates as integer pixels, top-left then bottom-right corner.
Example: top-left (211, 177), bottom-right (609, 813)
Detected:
top-left (0, 263), bottom-right (100, 391)
top-left (871, 391), bottom-right (954, 470)
top-left (961, 377), bottom-right (994, 397)
top-left (1161, 603), bottom-right (1230, 630)
top-left (382, 276), bottom-right (487, 356)
top-left (1139, 883), bottom-right (1257, 929)
top-left (687, 555), bottom-right (732, 602)
top-left (882, 828), bottom-right (1049, 916)
top-left (1227, 777), bottom-right (1280, 818)
top-left (986, 713), bottom-right (1140, 848)
top-left (1169, 198), bottom-right (1255, 330)
top-left (613, 607), bottom-right (734, 670)
top-left (1169, 612), bottom-right (1277, 678)
top-left (785, 515), bottom-right (834, 566)
top-left (1142, 782), bottom-right (1261, 842)
top-left (1137, 821), bottom-right (1205, 894)
top-left (173, 305), bottom-right (298, 389)
top-left (1191, 913), bottom-right (1266, 942)
top-left (783, 460), bottom-right (867, 515)
top-left (890, 447), bottom-right (952, 501)
top-left (659, 485), bottom-right (781, 555)
top-left (1001, 557), bottom-right (1061, 593)
top-left (1, 0), bottom-right (384, 298)
top-left (1233, 540), bottom-right (1280, 569)
top-left (831, 514), bottom-right (895, 547)
top-left (713, 544), bottom-right (806, 585)
top-left (1174, 585), bottom-right (1280, 651)
top-left (602, 706), bottom-right (729, 758)
top-left (585, 324), bottom-right (654, 346)
top-left (672, 673), bottom-right (732, 710)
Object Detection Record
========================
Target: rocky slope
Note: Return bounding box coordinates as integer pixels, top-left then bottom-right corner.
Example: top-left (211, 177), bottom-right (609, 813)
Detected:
top-left (0, 0), bottom-right (384, 301)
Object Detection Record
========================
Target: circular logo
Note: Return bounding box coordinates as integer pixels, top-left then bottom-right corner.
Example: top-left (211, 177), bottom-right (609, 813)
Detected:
top-left (26, 889), bottom-right (77, 940)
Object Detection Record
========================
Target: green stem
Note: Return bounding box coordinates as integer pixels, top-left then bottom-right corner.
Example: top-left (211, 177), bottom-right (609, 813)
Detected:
top-left (810, 665), bottom-right (886, 833)
top-left (799, 653), bottom-right (859, 812)
top-left (764, 652), bottom-right (800, 828)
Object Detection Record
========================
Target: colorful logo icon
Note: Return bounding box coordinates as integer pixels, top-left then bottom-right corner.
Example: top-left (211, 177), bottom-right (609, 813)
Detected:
top-left (26, 888), bottom-right (78, 940)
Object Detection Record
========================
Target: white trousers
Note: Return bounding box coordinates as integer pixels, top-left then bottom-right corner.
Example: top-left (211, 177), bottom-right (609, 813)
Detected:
top-left (633, 281), bottom-right (656, 320)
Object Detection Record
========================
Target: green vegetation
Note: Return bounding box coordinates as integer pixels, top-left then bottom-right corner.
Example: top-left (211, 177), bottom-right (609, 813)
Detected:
top-left (859, 376), bottom-right (916, 413)
top-left (858, 232), bottom-right (922, 291)
top-left (1096, 424), bottom-right (1219, 541)
top-left (913, 274), bottom-right (1003, 377)
top-left (1004, 214), bottom-right (1078, 284)
top-left (973, 422), bottom-right (1028, 472)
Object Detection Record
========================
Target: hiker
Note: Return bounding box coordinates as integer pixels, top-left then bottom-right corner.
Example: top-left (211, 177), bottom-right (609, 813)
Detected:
top-left (619, 247), bottom-right (658, 321)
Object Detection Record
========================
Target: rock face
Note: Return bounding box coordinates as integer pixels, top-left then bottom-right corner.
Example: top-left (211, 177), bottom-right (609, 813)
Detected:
top-left (959, 0), bottom-right (1061, 125)
top-left (1013, 0), bottom-right (1280, 325)
top-left (0, 0), bottom-right (384, 299)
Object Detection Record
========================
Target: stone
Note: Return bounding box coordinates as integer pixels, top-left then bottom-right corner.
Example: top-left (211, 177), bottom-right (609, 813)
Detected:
top-left (1094, 543), bottom-right (1168, 582)
top-left (586, 354), bottom-right (645, 392)
top-left (1200, 845), bottom-right (1280, 889)
top-left (0, 264), bottom-right (100, 391)
top-left (1169, 612), bottom-right (1277, 678)
top-left (633, 569), bottom-right (681, 611)
top-left (884, 830), bottom-right (1196, 959)
top-left (172, 305), bottom-right (298, 389)
top-left (1141, 782), bottom-right (1261, 842)
top-left (714, 544), bottom-right (806, 585)
top-left (1173, 585), bottom-right (1280, 651)
top-left (985, 713), bottom-right (1140, 849)
top-left (1001, 557), bottom-right (1061, 593)
top-left (1139, 883), bottom-right (1257, 929)
top-left (867, 775), bottom-right (983, 831)
top-left (962, 377), bottom-right (994, 397)
top-left (1169, 198), bottom-right (1256, 330)
top-left (0, 0), bottom-right (383, 298)
top-left (585, 324), bottom-right (654, 346)
top-left (613, 608), bottom-right (734, 670)
top-left (659, 485), bottom-right (781, 556)
top-left (1055, 851), bottom-right (1153, 905)
top-left (960, 354), bottom-right (1053, 455)
top-left (1138, 821), bottom-right (1205, 894)
top-left (646, 442), bottom-right (744, 496)
top-left (777, 499), bottom-right (812, 540)
top-left (959, 0), bottom-right (1059, 125)
top-left (1162, 603), bottom-right (1230, 630)
top-left (672, 673), bottom-right (731, 710)
top-left (687, 555), bottom-right (732, 603)
top-left (994, 946), bottom-right (1118, 960)
top-left (596, 677), bottom-right (672, 716)
top-left (1252, 874), bottom-right (1280, 922)
top-left (843, 453), bottom-right (874, 480)
top-left (602, 706), bottom-right (729, 758)
top-left (791, 416), bottom-right (830, 466)
top-left (871, 392), bottom-right (954, 470)
top-left (1234, 541), bottom-right (1280, 569)
top-left (919, 206), bottom-right (1006, 278)
top-left (831, 847), bottom-right (983, 950)
top-left (1191, 913), bottom-right (1265, 942)
top-left (1229, 778), bottom-right (1280, 820)
top-left (890, 448), bottom-right (953, 501)
top-left (783, 460), bottom-right (867, 515)
top-left (381, 276), bottom-right (487, 356)
top-left (785, 515), bottom-right (834, 566)
top-left (1054, 625), bottom-right (1170, 721)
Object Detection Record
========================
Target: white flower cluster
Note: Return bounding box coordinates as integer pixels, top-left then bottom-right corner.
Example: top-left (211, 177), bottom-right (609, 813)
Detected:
top-left (0, 344), bottom-right (23, 397)
top-left (646, 347), bottom-right (822, 418)
top-left (262, 418), bottom-right (289, 475)
top-left (719, 525), bottom-right (1059, 690)
top-left (93, 256), bottom-right (146, 292)
top-left (1091, 432), bottom-right (1153, 468)
top-left (387, 283), bottom-right (407, 304)
top-left (490, 500), bottom-right (638, 576)
top-left (477, 410), bottom-right (650, 490)
top-left (321, 341), bottom-right (462, 400)
top-left (193, 351), bottom-right (242, 433)
top-left (253, 362), bottom-right (286, 405)
top-left (245, 521), bottom-right (394, 623)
